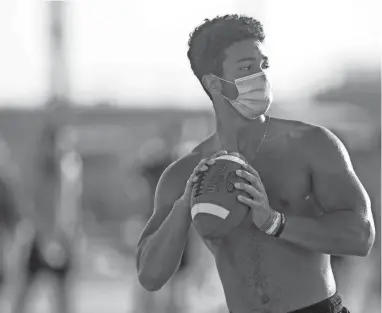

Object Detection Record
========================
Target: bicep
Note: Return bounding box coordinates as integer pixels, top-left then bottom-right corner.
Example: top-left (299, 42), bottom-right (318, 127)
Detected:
top-left (136, 163), bottom-right (185, 248)
top-left (312, 167), bottom-right (369, 217)
top-left (309, 127), bottom-right (370, 218)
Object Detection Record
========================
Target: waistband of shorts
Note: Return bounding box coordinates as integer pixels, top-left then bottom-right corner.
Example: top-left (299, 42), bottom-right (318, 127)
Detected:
top-left (289, 292), bottom-right (343, 313)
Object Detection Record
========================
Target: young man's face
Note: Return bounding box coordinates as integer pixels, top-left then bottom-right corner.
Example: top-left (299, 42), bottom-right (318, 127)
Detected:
top-left (220, 39), bottom-right (269, 101)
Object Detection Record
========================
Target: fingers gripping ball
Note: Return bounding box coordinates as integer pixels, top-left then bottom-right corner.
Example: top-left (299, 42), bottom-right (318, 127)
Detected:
top-left (190, 155), bottom-right (251, 239)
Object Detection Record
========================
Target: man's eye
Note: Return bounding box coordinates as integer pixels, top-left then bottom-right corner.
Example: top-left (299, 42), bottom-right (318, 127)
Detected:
top-left (240, 65), bottom-right (251, 71)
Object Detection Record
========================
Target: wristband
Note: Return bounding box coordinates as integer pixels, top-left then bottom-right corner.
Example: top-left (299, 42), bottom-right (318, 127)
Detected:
top-left (263, 210), bottom-right (277, 233)
top-left (274, 213), bottom-right (286, 238)
top-left (265, 211), bottom-right (281, 235)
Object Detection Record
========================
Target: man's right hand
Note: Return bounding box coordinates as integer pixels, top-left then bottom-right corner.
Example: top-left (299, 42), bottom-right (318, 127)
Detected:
top-left (176, 150), bottom-right (228, 208)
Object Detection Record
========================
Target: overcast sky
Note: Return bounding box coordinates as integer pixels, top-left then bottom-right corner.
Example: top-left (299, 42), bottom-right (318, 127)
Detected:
top-left (0, 0), bottom-right (380, 108)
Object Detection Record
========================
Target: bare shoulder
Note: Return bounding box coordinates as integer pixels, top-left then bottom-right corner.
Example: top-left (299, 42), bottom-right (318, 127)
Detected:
top-left (155, 135), bottom-right (217, 205)
top-left (300, 123), bottom-right (353, 172)
top-left (270, 117), bottom-right (351, 170)
top-left (154, 150), bottom-right (202, 208)
top-left (267, 117), bottom-right (316, 141)
top-left (136, 139), bottom-right (214, 247)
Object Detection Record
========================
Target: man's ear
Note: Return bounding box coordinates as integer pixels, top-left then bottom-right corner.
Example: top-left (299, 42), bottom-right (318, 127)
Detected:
top-left (202, 74), bottom-right (222, 94)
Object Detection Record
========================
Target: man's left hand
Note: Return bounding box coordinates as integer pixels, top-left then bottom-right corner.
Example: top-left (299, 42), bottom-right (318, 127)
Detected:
top-left (234, 163), bottom-right (274, 229)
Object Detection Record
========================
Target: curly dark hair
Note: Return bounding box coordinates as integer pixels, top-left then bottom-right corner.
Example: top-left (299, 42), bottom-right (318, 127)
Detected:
top-left (187, 14), bottom-right (266, 101)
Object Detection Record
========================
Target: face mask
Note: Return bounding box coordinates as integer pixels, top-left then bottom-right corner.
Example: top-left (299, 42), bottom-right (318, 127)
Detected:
top-left (214, 72), bottom-right (273, 119)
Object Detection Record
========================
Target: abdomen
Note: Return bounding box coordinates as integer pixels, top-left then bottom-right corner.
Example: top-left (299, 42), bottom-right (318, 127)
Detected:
top-left (212, 221), bottom-right (336, 313)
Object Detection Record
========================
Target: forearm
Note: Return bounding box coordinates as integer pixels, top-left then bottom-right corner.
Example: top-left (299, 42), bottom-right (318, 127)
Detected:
top-left (279, 210), bottom-right (374, 256)
top-left (137, 200), bottom-right (192, 291)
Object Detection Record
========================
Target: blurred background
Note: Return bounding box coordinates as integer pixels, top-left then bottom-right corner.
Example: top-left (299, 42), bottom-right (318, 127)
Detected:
top-left (0, 0), bottom-right (380, 313)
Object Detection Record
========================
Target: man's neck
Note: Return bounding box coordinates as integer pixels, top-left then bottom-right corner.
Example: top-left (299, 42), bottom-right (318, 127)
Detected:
top-left (214, 114), bottom-right (267, 153)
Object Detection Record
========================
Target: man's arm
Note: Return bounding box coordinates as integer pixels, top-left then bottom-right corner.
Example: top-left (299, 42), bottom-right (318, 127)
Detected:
top-left (279, 127), bottom-right (375, 256)
top-left (136, 155), bottom-right (195, 291)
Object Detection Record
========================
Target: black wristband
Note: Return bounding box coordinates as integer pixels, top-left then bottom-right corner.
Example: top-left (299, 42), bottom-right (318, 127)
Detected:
top-left (274, 213), bottom-right (286, 238)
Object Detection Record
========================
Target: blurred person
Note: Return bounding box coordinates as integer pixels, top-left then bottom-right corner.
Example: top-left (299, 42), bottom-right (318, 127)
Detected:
top-left (11, 115), bottom-right (80, 313)
top-left (0, 137), bottom-right (36, 313)
top-left (0, 137), bottom-right (22, 308)
top-left (136, 15), bottom-right (375, 313)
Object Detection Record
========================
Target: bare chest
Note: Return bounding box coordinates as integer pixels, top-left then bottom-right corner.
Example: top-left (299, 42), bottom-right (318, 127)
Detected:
top-left (204, 139), bottom-right (319, 257)
top-left (246, 139), bottom-right (314, 217)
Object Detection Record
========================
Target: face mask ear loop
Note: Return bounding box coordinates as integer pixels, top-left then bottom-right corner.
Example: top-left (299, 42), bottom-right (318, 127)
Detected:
top-left (202, 74), bottom-right (235, 94)
top-left (210, 74), bottom-right (235, 85)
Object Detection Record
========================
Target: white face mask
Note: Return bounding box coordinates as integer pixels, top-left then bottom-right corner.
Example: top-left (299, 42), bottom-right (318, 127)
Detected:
top-left (214, 72), bottom-right (273, 119)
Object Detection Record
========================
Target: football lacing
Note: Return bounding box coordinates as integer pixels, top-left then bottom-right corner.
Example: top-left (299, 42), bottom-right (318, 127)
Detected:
top-left (193, 171), bottom-right (207, 198)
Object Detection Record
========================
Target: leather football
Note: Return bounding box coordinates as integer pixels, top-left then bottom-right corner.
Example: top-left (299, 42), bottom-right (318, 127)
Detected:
top-left (190, 154), bottom-right (251, 239)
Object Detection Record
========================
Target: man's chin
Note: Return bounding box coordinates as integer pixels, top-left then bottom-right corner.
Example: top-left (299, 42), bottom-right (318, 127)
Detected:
top-left (238, 103), bottom-right (272, 120)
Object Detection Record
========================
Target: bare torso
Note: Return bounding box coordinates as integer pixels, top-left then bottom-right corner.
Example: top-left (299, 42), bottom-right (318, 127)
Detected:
top-left (179, 118), bottom-right (336, 313)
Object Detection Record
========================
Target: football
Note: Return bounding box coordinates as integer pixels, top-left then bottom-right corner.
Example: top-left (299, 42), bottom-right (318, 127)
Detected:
top-left (190, 154), bottom-right (251, 239)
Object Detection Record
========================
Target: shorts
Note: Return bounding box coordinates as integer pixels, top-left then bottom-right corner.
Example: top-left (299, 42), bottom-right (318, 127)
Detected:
top-left (230, 293), bottom-right (349, 313)
top-left (290, 292), bottom-right (349, 313)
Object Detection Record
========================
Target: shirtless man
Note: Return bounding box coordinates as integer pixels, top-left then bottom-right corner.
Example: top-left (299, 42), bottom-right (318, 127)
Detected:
top-left (136, 15), bottom-right (375, 313)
